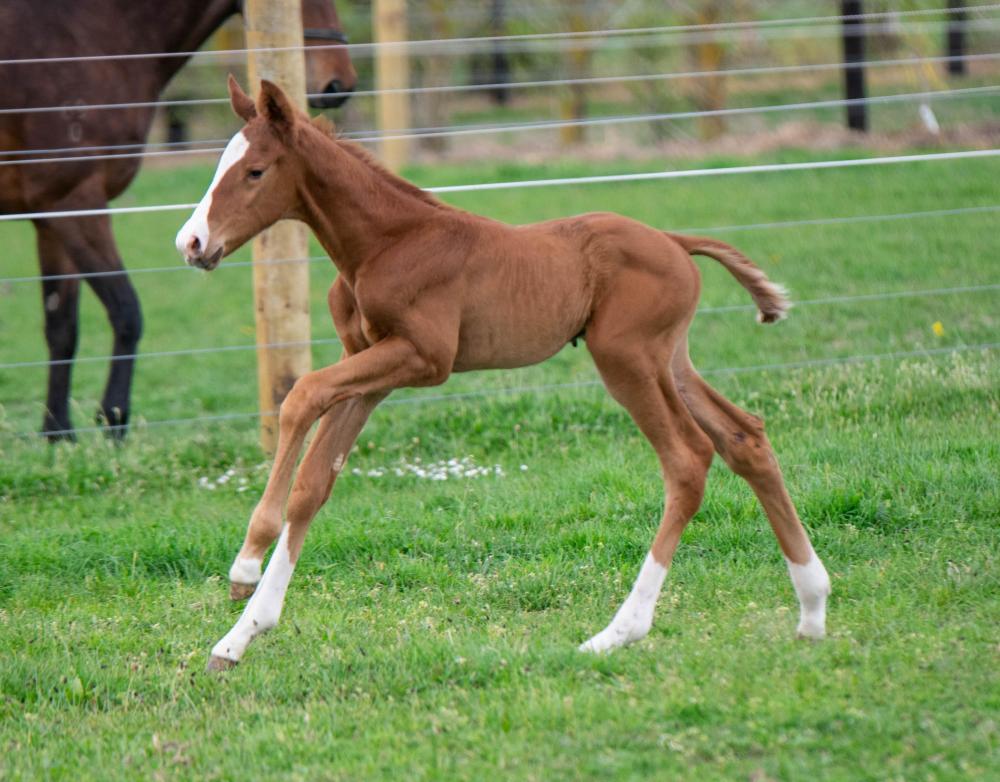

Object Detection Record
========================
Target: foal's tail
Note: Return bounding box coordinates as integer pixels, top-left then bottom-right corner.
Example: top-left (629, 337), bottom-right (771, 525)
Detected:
top-left (665, 232), bottom-right (791, 324)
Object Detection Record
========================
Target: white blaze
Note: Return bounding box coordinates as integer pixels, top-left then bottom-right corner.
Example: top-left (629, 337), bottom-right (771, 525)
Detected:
top-left (175, 131), bottom-right (250, 259)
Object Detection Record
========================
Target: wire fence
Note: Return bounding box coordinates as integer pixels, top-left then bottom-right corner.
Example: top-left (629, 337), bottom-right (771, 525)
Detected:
top-left (360, 87), bottom-right (1000, 144)
top-left (3, 4), bottom-right (1000, 66)
top-left (2, 203), bottom-right (999, 288)
top-left (3, 148), bottom-right (1000, 223)
top-left (4, 84), bottom-right (998, 170)
top-left (6, 50), bottom-right (1000, 121)
top-left (2, 6), bottom-right (999, 442)
top-left (3, 280), bottom-right (998, 373)
top-left (13, 341), bottom-right (998, 441)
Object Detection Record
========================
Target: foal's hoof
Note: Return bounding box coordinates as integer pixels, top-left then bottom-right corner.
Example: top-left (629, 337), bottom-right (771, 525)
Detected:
top-left (229, 581), bottom-right (257, 601)
top-left (206, 655), bottom-right (239, 672)
top-left (796, 622), bottom-right (826, 640)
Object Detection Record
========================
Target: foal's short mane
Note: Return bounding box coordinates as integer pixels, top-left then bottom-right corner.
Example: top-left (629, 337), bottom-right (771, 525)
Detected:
top-left (307, 115), bottom-right (447, 211)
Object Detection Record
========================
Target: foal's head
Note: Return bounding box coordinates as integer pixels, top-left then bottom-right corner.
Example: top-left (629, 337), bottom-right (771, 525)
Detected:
top-left (175, 77), bottom-right (309, 270)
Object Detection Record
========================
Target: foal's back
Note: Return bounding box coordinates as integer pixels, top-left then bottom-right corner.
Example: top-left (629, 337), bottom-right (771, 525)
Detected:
top-left (446, 210), bottom-right (701, 372)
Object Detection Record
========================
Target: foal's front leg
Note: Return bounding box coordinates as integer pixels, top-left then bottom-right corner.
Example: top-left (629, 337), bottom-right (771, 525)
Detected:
top-left (228, 393), bottom-right (382, 599)
top-left (208, 338), bottom-right (438, 669)
top-left (208, 396), bottom-right (380, 669)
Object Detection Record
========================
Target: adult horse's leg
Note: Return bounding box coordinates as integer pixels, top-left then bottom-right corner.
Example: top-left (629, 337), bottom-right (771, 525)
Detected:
top-left (672, 345), bottom-right (831, 638)
top-left (207, 337), bottom-right (438, 668)
top-left (580, 333), bottom-right (715, 653)
top-left (80, 218), bottom-right (143, 438)
top-left (36, 214), bottom-right (142, 438)
top-left (34, 221), bottom-right (81, 440)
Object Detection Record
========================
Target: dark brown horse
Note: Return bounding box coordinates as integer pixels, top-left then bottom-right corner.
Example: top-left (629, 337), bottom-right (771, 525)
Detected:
top-left (0, 0), bottom-right (355, 440)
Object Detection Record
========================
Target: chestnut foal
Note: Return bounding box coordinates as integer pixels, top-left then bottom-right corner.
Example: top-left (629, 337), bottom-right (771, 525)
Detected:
top-left (177, 78), bottom-right (830, 670)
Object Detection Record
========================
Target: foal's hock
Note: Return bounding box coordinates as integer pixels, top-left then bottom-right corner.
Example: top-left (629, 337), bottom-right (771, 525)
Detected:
top-left (176, 78), bottom-right (830, 671)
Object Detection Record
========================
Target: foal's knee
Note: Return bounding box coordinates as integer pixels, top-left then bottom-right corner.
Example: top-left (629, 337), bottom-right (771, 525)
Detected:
top-left (278, 380), bottom-right (320, 433)
top-left (664, 431), bottom-right (714, 510)
top-left (682, 425), bottom-right (715, 474)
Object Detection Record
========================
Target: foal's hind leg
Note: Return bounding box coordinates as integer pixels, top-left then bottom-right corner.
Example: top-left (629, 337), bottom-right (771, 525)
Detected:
top-left (673, 348), bottom-right (830, 638)
top-left (580, 341), bottom-right (715, 653)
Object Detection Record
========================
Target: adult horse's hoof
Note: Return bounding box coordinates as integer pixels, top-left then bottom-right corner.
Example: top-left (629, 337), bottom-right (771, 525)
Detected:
top-left (206, 655), bottom-right (238, 672)
top-left (96, 406), bottom-right (128, 442)
top-left (230, 581), bottom-right (257, 601)
top-left (42, 414), bottom-right (76, 443)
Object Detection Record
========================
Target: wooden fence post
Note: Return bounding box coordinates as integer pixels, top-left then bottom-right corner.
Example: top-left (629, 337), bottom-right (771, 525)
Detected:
top-left (691, 3), bottom-right (726, 140)
top-left (244, 0), bottom-right (312, 454)
top-left (374, 0), bottom-right (411, 172)
top-left (840, 0), bottom-right (868, 132)
top-left (559, 1), bottom-right (589, 146)
top-left (419, 0), bottom-right (451, 154)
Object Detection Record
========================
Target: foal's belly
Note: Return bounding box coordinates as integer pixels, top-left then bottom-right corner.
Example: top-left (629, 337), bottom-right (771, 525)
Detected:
top-left (452, 321), bottom-right (576, 371)
top-left (451, 250), bottom-right (593, 371)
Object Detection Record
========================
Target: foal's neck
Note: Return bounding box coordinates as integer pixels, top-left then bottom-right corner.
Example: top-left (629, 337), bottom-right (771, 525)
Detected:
top-left (294, 126), bottom-right (447, 282)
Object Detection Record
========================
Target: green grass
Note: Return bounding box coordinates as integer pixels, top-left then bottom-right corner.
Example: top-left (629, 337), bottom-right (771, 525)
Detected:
top-left (0, 149), bottom-right (998, 780)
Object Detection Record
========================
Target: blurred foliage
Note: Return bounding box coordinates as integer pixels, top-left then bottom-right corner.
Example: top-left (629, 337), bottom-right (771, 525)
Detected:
top-left (156, 1), bottom-right (1000, 154)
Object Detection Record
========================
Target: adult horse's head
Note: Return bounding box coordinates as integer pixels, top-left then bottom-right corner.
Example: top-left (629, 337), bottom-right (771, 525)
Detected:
top-left (176, 77), bottom-right (310, 269)
top-left (302, 0), bottom-right (356, 108)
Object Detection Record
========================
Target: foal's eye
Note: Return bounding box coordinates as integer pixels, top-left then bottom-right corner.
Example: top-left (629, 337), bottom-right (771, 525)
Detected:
top-left (248, 169), bottom-right (264, 180)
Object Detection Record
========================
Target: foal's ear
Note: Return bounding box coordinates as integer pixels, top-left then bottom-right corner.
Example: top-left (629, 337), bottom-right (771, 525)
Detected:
top-left (227, 74), bottom-right (257, 122)
top-left (258, 79), bottom-right (297, 137)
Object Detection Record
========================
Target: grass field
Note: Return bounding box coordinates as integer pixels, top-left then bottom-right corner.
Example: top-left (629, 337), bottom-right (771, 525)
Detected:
top-left (0, 148), bottom-right (998, 780)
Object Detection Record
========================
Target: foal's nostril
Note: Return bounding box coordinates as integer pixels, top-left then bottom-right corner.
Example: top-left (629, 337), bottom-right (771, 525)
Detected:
top-left (186, 235), bottom-right (201, 255)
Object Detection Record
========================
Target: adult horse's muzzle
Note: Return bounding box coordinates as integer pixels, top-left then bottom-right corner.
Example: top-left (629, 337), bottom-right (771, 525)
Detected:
top-left (308, 79), bottom-right (353, 109)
